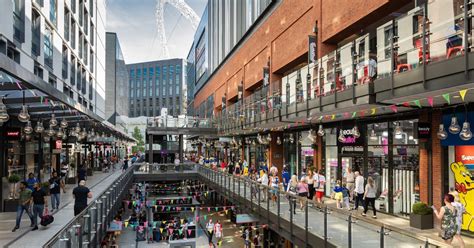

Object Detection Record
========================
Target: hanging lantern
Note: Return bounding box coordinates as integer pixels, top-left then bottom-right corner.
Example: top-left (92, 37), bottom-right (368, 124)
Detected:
top-left (56, 128), bottom-right (64, 138)
top-left (18, 105), bottom-right (30, 122)
top-left (50, 114), bottom-right (58, 127)
top-left (46, 125), bottom-right (56, 137)
top-left (62, 130), bottom-right (68, 140)
top-left (459, 121), bottom-right (473, 141)
top-left (43, 134), bottom-right (50, 142)
top-left (266, 133), bottom-right (272, 142)
top-left (317, 125), bottom-right (325, 137)
top-left (75, 123), bottom-right (81, 133)
top-left (449, 116), bottom-right (461, 134)
top-left (288, 134), bottom-right (294, 143)
top-left (308, 129), bottom-right (316, 143)
top-left (24, 121), bottom-right (33, 134)
top-left (437, 124), bottom-right (448, 140)
top-left (25, 134), bottom-right (32, 141)
top-left (81, 128), bottom-right (88, 140)
top-left (88, 128), bottom-right (95, 140)
top-left (338, 130), bottom-right (345, 143)
top-left (394, 122), bottom-right (403, 135)
top-left (60, 118), bottom-right (68, 128)
top-left (35, 121), bottom-right (44, 134)
top-left (352, 125), bottom-right (360, 138)
top-left (276, 136), bottom-right (282, 145)
top-left (0, 97), bottom-right (9, 124)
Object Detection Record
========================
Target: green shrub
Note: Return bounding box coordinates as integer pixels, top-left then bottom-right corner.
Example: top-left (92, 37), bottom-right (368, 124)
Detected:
top-left (412, 202), bottom-right (433, 215)
top-left (8, 174), bottom-right (20, 184)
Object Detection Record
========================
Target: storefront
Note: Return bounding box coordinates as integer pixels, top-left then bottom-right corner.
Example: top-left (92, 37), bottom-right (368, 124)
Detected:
top-left (441, 111), bottom-right (474, 234)
top-left (323, 119), bottom-right (420, 216)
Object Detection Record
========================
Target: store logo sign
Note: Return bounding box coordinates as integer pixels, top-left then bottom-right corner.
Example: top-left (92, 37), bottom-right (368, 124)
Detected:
top-left (337, 127), bottom-right (364, 146)
top-left (417, 122), bottom-right (431, 139)
top-left (6, 131), bottom-right (20, 137)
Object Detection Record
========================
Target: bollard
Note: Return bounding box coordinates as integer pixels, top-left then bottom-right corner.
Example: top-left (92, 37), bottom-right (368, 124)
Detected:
top-left (324, 206), bottom-right (328, 247)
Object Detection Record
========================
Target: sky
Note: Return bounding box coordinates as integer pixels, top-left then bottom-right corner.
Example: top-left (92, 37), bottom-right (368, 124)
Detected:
top-left (106, 0), bottom-right (207, 64)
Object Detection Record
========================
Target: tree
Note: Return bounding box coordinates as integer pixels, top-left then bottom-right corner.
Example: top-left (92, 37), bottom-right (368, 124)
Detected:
top-left (131, 126), bottom-right (145, 153)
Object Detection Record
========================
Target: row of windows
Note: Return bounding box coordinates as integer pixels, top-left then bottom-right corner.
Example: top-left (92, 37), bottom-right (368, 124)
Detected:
top-left (129, 76), bottom-right (180, 88)
top-left (130, 85), bottom-right (181, 98)
top-left (129, 65), bottom-right (181, 78)
top-left (129, 107), bottom-right (180, 117)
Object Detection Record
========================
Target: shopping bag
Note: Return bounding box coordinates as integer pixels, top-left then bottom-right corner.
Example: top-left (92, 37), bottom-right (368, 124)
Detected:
top-left (41, 208), bottom-right (54, 226)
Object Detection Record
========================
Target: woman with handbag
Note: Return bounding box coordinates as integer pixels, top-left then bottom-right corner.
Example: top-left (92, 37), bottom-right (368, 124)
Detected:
top-left (432, 194), bottom-right (458, 245)
top-left (286, 175), bottom-right (298, 214)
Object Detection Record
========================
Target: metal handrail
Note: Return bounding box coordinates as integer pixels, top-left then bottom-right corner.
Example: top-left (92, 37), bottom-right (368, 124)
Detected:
top-left (42, 163), bottom-right (136, 247)
top-left (197, 165), bottom-right (448, 248)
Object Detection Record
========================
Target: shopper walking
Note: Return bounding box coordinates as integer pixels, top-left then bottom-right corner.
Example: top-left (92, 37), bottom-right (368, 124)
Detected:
top-left (77, 165), bottom-right (87, 183)
top-left (314, 169), bottom-right (326, 205)
top-left (353, 171), bottom-right (365, 210)
top-left (26, 173), bottom-right (40, 191)
top-left (206, 218), bottom-right (215, 247)
top-left (297, 177), bottom-right (308, 210)
top-left (450, 192), bottom-right (466, 248)
top-left (48, 171), bottom-right (66, 212)
top-left (214, 220), bottom-right (223, 246)
top-left (286, 175), bottom-right (298, 214)
top-left (362, 177), bottom-right (377, 218)
top-left (270, 170), bottom-right (279, 205)
top-left (12, 182), bottom-right (34, 232)
top-left (433, 194), bottom-right (458, 245)
top-left (31, 182), bottom-right (48, 231)
top-left (345, 167), bottom-right (355, 201)
top-left (281, 165), bottom-right (290, 191)
top-left (306, 169), bottom-right (315, 201)
top-left (73, 180), bottom-right (92, 216)
top-left (257, 169), bottom-right (269, 202)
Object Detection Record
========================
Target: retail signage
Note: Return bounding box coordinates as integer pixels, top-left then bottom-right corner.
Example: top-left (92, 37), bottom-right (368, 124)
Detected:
top-left (337, 127), bottom-right (365, 146)
top-left (236, 214), bottom-right (258, 224)
top-left (441, 112), bottom-right (474, 146)
top-left (6, 131), bottom-right (20, 140)
top-left (263, 67), bottom-right (270, 87)
top-left (308, 35), bottom-right (317, 64)
top-left (416, 122), bottom-right (431, 139)
top-left (55, 140), bottom-right (62, 149)
top-left (107, 220), bottom-right (123, 232)
top-left (455, 146), bottom-right (474, 171)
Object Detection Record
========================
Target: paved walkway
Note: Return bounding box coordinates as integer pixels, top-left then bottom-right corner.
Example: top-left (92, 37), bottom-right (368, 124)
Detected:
top-left (2, 168), bottom-right (124, 248)
top-left (212, 175), bottom-right (469, 248)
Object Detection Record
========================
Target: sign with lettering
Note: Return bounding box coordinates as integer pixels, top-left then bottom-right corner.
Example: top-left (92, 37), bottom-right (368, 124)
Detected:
top-left (308, 35), bottom-right (317, 64)
top-left (455, 146), bottom-right (474, 171)
top-left (416, 122), bottom-right (431, 139)
top-left (6, 128), bottom-right (21, 140)
top-left (55, 140), bottom-right (62, 149)
top-left (263, 67), bottom-right (270, 87)
top-left (337, 127), bottom-right (365, 146)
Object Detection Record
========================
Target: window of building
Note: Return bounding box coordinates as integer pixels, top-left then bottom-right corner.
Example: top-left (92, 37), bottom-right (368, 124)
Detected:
top-left (13, 0), bottom-right (25, 43)
top-left (71, 0), bottom-right (76, 13)
top-left (169, 87), bottom-right (172, 96)
top-left (175, 74), bottom-right (180, 84)
top-left (143, 68), bottom-right (147, 76)
top-left (84, 11), bottom-right (88, 35)
top-left (50, 0), bottom-right (57, 26)
top-left (7, 45), bottom-right (21, 64)
top-left (136, 88), bottom-right (140, 98)
top-left (137, 68), bottom-right (141, 77)
top-left (130, 69), bottom-right (135, 78)
top-left (76, 64), bottom-right (81, 90)
top-left (70, 56), bottom-right (76, 85)
top-left (84, 40), bottom-right (88, 65)
top-left (163, 66), bottom-right (167, 75)
top-left (176, 64), bottom-right (181, 73)
top-left (155, 66), bottom-right (160, 77)
top-left (71, 19), bottom-right (76, 49)
top-left (62, 45), bottom-right (68, 79)
top-left (90, 50), bottom-right (94, 73)
top-left (155, 86), bottom-right (159, 96)
top-left (176, 85), bottom-right (180, 95)
top-left (130, 87), bottom-right (134, 98)
top-left (169, 65), bottom-right (174, 75)
top-left (44, 26), bottom-right (53, 69)
top-left (90, 22), bottom-right (94, 45)
top-left (48, 73), bottom-right (57, 88)
top-left (149, 87), bottom-right (153, 97)
top-left (88, 77), bottom-right (93, 100)
top-left (143, 87), bottom-right (147, 97)
top-left (64, 8), bottom-right (70, 41)
top-left (79, 0), bottom-right (83, 26)
top-left (34, 62), bottom-right (43, 79)
top-left (31, 9), bottom-right (41, 56)
top-left (149, 67), bottom-right (154, 76)
top-left (79, 32), bottom-right (83, 58)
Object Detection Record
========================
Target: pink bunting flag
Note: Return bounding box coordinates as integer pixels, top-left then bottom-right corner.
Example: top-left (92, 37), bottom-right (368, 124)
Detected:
top-left (402, 102), bottom-right (410, 107)
top-left (188, 229), bottom-right (192, 236)
top-left (390, 105), bottom-right (398, 113)
top-left (427, 96), bottom-right (434, 107)
top-left (196, 216), bottom-right (200, 222)
top-left (207, 207), bottom-right (211, 212)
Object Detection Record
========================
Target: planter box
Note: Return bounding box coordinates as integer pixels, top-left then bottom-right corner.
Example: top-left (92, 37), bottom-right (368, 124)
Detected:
top-left (410, 213), bottom-right (434, 229)
top-left (3, 199), bottom-right (18, 212)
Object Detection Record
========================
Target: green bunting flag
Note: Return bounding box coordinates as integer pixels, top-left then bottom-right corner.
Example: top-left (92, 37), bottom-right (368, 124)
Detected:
top-left (442, 93), bottom-right (450, 104)
top-left (413, 99), bottom-right (421, 108)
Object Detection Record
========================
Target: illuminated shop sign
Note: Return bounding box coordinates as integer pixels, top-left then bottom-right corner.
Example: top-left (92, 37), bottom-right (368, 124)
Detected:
top-left (337, 127), bottom-right (364, 146)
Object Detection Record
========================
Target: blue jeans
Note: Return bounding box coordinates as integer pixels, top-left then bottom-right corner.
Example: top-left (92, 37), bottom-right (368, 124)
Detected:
top-left (32, 204), bottom-right (44, 226)
top-left (51, 193), bottom-right (60, 209)
top-left (15, 205), bottom-right (33, 227)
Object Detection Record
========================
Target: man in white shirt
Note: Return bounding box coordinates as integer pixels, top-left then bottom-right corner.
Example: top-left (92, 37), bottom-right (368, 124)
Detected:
top-left (353, 171), bottom-right (365, 210)
top-left (257, 170), bottom-right (269, 202)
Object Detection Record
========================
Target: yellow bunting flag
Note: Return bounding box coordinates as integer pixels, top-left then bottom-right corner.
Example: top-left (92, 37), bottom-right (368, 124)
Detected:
top-left (225, 210), bottom-right (229, 215)
top-left (459, 89), bottom-right (468, 101)
top-left (181, 219), bottom-right (184, 224)
top-left (371, 108), bottom-right (376, 115)
top-left (160, 228), bottom-right (164, 233)
top-left (124, 221), bottom-right (129, 227)
top-left (191, 207), bottom-right (195, 212)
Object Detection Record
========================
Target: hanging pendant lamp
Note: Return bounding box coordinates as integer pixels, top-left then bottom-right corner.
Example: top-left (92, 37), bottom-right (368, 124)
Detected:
top-left (437, 124), bottom-right (448, 140)
top-left (0, 97), bottom-right (9, 124)
top-left (24, 121), bottom-right (33, 134)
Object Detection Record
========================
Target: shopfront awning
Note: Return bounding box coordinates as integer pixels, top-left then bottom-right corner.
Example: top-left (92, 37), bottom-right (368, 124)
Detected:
top-left (0, 68), bottom-right (135, 142)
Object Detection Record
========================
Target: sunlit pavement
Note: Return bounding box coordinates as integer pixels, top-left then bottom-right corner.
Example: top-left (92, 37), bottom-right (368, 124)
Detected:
top-left (0, 169), bottom-right (124, 247)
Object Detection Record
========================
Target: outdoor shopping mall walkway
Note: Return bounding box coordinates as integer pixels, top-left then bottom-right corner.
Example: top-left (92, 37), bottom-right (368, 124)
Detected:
top-left (204, 169), bottom-right (474, 248)
top-left (1, 169), bottom-right (123, 248)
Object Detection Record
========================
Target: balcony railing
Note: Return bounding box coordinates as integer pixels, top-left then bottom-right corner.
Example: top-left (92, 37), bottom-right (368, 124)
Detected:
top-left (146, 116), bottom-right (216, 128)
top-left (215, 0), bottom-right (471, 134)
top-left (43, 164), bottom-right (136, 247)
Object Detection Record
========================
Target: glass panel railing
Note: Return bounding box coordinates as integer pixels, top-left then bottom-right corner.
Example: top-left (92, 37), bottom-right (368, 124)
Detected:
top-left (377, 20), bottom-right (394, 80)
top-left (338, 42), bottom-right (354, 90)
top-left (427, 0), bottom-right (465, 63)
top-left (394, 7), bottom-right (424, 74)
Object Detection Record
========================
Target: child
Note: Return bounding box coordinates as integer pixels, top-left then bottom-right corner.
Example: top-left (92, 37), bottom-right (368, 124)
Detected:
top-left (333, 180), bottom-right (343, 209)
top-left (341, 182), bottom-right (351, 210)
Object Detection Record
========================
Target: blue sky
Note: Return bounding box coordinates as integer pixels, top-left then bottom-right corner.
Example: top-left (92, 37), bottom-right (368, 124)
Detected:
top-left (106, 0), bottom-right (207, 63)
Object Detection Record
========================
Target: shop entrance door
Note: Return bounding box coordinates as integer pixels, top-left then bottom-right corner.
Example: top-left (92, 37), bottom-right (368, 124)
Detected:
top-left (338, 154), bottom-right (364, 182)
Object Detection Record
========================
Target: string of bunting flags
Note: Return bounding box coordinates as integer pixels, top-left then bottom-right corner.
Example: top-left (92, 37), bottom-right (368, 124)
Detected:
top-left (239, 87), bottom-right (474, 134)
